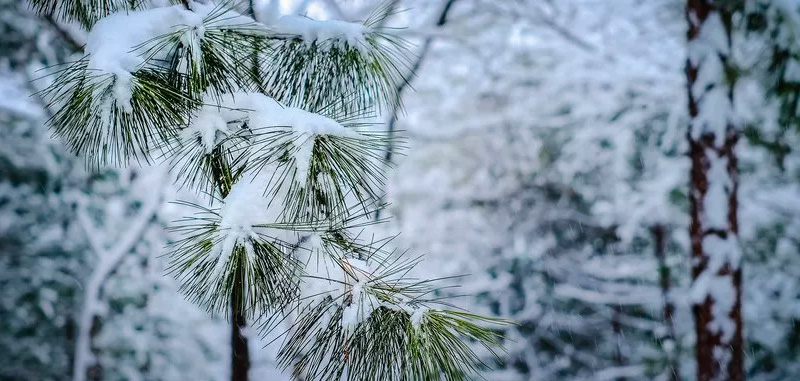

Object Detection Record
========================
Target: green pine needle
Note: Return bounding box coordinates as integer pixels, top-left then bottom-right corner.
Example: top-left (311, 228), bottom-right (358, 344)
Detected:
top-left (166, 201), bottom-right (303, 319)
top-left (34, 2), bottom-right (510, 379)
top-left (245, 123), bottom-right (404, 223)
top-left (40, 61), bottom-right (195, 168)
top-left (30, 0), bottom-right (143, 28)
top-left (279, 301), bottom-right (508, 381)
top-left (258, 16), bottom-right (414, 116)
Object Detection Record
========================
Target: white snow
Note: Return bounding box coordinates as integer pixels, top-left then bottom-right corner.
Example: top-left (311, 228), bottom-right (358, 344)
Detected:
top-left (410, 306), bottom-right (428, 329)
top-left (181, 106), bottom-right (232, 154)
top-left (341, 280), bottom-right (366, 330)
top-left (297, 251), bottom-right (344, 307)
top-left (687, 11), bottom-right (734, 144)
top-left (86, 6), bottom-right (203, 111)
top-left (692, 87), bottom-right (733, 145)
top-left (687, 12), bottom-right (730, 66)
top-left (84, 3), bottom-right (262, 112)
top-left (783, 59), bottom-right (800, 82)
top-left (296, 250), bottom-right (383, 331)
top-left (271, 15), bottom-right (369, 49)
top-left (208, 172), bottom-right (293, 279)
top-left (72, 170), bottom-right (168, 381)
top-left (702, 150), bottom-right (733, 230)
top-left (176, 91), bottom-right (358, 184)
top-left (685, 10), bottom-right (741, 365)
top-left (776, 0), bottom-right (800, 33)
top-left (691, 47), bottom-right (725, 96)
top-left (703, 235), bottom-right (741, 272)
top-left (690, 271), bottom-right (737, 343)
top-left (205, 92), bottom-right (358, 182)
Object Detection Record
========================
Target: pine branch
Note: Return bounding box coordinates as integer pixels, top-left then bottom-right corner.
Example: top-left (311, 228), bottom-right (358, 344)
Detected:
top-left (40, 62), bottom-right (196, 167)
top-left (30, 0), bottom-right (142, 28)
top-left (257, 10), bottom-right (414, 117)
top-left (32, 1), bottom-right (511, 380)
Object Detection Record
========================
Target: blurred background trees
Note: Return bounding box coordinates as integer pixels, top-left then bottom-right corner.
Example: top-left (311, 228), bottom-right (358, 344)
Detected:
top-left (2, 0), bottom-right (800, 380)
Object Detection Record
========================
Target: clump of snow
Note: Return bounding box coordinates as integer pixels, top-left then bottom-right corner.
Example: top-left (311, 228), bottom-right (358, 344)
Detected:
top-left (181, 106), bottom-right (232, 154)
top-left (690, 271), bottom-right (737, 341)
top-left (687, 12), bottom-right (730, 66)
top-left (380, 293), bottom-right (433, 330)
top-left (341, 280), bottom-right (368, 330)
top-left (703, 235), bottom-right (741, 272)
top-left (86, 6), bottom-right (203, 111)
top-left (271, 15), bottom-right (369, 50)
top-left (410, 306), bottom-right (428, 329)
top-left (218, 174), bottom-right (275, 233)
top-left (177, 23), bottom-right (207, 74)
top-left (297, 254), bottom-right (380, 330)
top-left (702, 150), bottom-right (733, 230)
top-left (210, 92), bottom-right (358, 182)
top-left (210, 172), bottom-right (288, 278)
top-left (177, 92), bottom-right (357, 183)
top-left (306, 233), bottom-right (325, 251)
top-left (84, 4), bottom-right (261, 112)
top-left (296, 251), bottom-right (384, 331)
top-left (775, 0), bottom-right (800, 33)
top-left (687, 11), bottom-right (734, 144)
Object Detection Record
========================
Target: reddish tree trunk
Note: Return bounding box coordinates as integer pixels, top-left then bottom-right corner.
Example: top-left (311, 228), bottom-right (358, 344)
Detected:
top-left (685, 1), bottom-right (744, 380)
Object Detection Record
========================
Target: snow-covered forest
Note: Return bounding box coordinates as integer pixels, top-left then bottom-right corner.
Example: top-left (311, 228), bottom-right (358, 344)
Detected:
top-left (1, 0), bottom-right (800, 380)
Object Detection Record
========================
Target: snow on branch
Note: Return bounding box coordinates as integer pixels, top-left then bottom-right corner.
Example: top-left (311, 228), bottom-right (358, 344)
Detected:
top-left (271, 15), bottom-right (369, 48)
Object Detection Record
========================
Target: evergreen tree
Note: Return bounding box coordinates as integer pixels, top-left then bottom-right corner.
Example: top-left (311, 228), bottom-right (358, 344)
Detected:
top-left (29, 1), bottom-right (507, 380)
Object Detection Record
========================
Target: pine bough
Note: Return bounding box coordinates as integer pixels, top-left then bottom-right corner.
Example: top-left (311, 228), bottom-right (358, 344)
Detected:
top-left (33, 0), bottom-right (507, 380)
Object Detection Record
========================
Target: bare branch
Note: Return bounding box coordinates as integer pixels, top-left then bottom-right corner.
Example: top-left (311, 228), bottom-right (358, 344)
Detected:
top-left (43, 15), bottom-right (84, 51)
top-left (72, 171), bottom-right (167, 381)
top-left (374, 0), bottom-right (460, 220)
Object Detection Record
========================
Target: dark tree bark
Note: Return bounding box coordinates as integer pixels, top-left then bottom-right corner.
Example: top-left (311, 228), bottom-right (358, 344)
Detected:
top-left (231, 286), bottom-right (250, 381)
top-left (685, 1), bottom-right (744, 380)
top-left (611, 305), bottom-right (626, 381)
top-left (652, 225), bottom-right (678, 381)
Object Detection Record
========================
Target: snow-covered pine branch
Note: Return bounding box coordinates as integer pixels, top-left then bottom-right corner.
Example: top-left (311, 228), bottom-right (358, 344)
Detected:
top-left (32, 1), bottom-right (507, 380)
top-left (40, 1), bottom-right (410, 167)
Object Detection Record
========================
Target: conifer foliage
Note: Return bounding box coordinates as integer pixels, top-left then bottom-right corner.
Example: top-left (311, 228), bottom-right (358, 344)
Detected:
top-left (32, 1), bottom-right (507, 380)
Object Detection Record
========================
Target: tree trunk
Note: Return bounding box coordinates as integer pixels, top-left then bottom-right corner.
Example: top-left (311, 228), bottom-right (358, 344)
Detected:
top-left (231, 288), bottom-right (250, 381)
top-left (652, 225), bottom-right (679, 381)
top-left (611, 305), bottom-right (626, 381)
top-left (208, 148), bottom-right (250, 381)
top-left (685, 1), bottom-right (744, 380)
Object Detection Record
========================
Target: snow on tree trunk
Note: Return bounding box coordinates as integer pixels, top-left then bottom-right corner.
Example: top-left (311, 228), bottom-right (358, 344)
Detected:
top-left (685, 1), bottom-right (744, 380)
top-left (207, 150), bottom-right (251, 381)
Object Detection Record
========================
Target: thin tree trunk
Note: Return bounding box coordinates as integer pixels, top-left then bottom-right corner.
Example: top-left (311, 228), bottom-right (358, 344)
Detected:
top-left (685, 1), bottom-right (744, 380)
top-left (611, 305), bottom-right (626, 381)
top-left (208, 149), bottom-right (250, 381)
top-left (652, 225), bottom-right (679, 381)
top-left (231, 286), bottom-right (250, 381)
